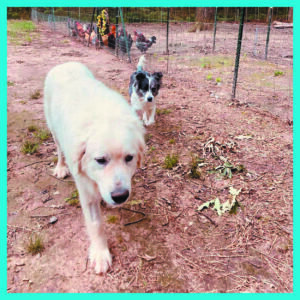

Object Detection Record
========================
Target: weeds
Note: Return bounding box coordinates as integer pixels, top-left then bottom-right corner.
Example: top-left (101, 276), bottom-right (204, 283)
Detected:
top-left (107, 215), bottom-right (118, 224)
top-left (189, 155), bottom-right (205, 179)
top-left (30, 90), bottom-right (41, 100)
top-left (206, 74), bottom-right (213, 81)
top-left (215, 160), bottom-right (246, 179)
top-left (26, 234), bottom-right (44, 255)
top-left (21, 140), bottom-right (39, 155)
top-left (7, 81), bottom-right (15, 86)
top-left (65, 190), bottom-right (80, 206)
top-left (27, 125), bottom-right (38, 132)
top-left (156, 108), bottom-right (172, 116)
top-left (163, 154), bottom-right (179, 169)
top-left (34, 129), bottom-right (50, 142)
top-left (274, 70), bottom-right (284, 76)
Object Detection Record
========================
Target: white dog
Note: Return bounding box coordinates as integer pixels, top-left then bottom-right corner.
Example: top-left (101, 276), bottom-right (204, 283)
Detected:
top-left (44, 62), bottom-right (145, 274)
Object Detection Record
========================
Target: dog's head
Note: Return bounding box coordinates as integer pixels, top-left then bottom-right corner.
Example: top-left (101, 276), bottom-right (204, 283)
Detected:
top-left (134, 71), bottom-right (163, 103)
top-left (74, 115), bottom-right (145, 206)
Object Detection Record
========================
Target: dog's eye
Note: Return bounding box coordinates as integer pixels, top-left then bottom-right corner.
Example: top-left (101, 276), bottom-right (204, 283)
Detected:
top-left (95, 157), bottom-right (107, 165)
top-left (151, 87), bottom-right (156, 92)
top-left (125, 155), bottom-right (134, 163)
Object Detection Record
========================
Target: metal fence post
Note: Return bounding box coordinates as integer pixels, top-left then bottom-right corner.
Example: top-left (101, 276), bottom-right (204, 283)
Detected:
top-left (213, 7), bottom-right (218, 52)
top-left (166, 8), bottom-right (170, 55)
top-left (232, 7), bottom-right (245, 100)
top-left (119, 8), bottom-right (131, 63)
top-left (265, 7), bottom-right (273, 60)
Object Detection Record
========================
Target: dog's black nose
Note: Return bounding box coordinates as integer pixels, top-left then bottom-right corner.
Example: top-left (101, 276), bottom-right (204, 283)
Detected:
top-left (147, 97), bottom-right (153, 102)
top-left (111, 189), bottom-right (129, 204)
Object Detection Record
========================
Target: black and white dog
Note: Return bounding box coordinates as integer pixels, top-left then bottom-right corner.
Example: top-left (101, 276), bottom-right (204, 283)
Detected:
top-left (129, 55), bottom-right (163, 126)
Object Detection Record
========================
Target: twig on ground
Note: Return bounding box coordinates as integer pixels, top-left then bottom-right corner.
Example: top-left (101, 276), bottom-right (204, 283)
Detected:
top-left (121, 207), bottom-right (146, 226)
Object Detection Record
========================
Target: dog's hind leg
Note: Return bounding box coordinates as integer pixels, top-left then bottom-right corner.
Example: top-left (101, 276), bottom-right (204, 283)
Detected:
top-left (53, 136), bottom-right (70, 179)
top-left (75, 175), bottom-right (112, 274)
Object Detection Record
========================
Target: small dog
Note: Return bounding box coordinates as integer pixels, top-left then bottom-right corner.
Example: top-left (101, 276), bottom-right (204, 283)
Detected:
top-left (44, 62), bottom-right (145, 274)
top-left (129, 55), bottom-right (163, 126)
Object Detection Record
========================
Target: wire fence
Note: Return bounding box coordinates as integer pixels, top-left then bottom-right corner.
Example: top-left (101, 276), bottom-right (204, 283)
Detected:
top-left (31, 7), bottom-right (293, 120)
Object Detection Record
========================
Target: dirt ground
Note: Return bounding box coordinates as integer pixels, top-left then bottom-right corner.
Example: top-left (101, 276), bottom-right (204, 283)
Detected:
top-left (7, 22), bottom-right (293, 293)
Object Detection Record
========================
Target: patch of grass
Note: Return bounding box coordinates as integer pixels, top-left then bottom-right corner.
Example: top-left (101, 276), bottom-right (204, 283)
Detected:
top-left (27, 125), bottom-right (38, 132)
top-left (26, 234), bottom-right (44, 255)
top-left (34, 129), bottom-right (50, 142)
top-left (65, 190), bottom-right (80, 206)
top-left (107, 215), bottom-right (118, 224)
top-left (7, 20), bottom-right (37, 45)
top-left (148, 146), bottom-right (156, 154)
top-left (216, 77), bottom-right (222, 83)
top-left (189, 155), bottom-right (205, 179)
top-left (206, 74), bottom-right (213, 81)
top-left (30, 90), bottom-right (42, 100)
top-left (156, 108), bottom-right (172, 116)
top-left (169, 139), bottom-right (176, 144)
top-left (274, 70), bottom-right (284, 76)
top-left (21, 140), bottom-right (39, 155)
top-left (163, 154), bottom-right (179, 169)
top-left (7, 81), bottom-right (15, 86)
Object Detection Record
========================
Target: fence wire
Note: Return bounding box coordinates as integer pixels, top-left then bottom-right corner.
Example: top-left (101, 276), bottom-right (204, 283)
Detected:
top-left (31, 8), bottom-right (293, 119)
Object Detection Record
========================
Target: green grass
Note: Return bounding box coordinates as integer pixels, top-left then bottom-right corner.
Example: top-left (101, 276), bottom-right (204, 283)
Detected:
top-left (21, 140), bottom-right (39, 155)
top-left (7, 81), bottom-right (15, 86)
top-left (65, 190), bottom-right (80, 206)
top-left (169, 139), bottom-right (176, 144)
top-left (34, 129), bottom-right (50, 142)
top-left (206, 74), bottom-right (213, 81)
top-left (7, 20), bottom-right (37, 45)
top-left (163, 154), bottom-right (179, 169)
top-left (274, 70), bottom-right (284, 77)
top-left (26, 234), bottom-right (44, 255)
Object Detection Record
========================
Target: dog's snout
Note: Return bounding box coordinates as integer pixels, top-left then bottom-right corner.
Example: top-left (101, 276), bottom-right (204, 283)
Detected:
top-left (111, 189), bottom-right (129, 204)
top-left (147, 96), bottom-right (153, 102)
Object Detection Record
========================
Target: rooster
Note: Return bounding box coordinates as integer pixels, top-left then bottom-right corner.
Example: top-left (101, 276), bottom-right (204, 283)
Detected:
top-left (134, 30), bottom-right (156, 53)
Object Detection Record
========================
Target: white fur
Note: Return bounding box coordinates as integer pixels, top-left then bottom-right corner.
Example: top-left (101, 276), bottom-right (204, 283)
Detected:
top-left (44, 62), bottom-right (145, 274)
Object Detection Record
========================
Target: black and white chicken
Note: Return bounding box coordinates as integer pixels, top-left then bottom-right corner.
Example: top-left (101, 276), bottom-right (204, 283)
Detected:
top-left (134, 30), bottom-right (156, 53)
top-left (116, 29), bottom-right (133, 53)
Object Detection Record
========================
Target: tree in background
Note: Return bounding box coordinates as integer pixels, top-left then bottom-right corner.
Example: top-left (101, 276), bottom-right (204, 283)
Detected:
top-left (189, 7), bottom-right (215, 32)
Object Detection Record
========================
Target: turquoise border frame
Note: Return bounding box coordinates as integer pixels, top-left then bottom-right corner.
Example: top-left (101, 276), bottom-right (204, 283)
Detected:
top-left (1, 0), bottom-right (296, 297)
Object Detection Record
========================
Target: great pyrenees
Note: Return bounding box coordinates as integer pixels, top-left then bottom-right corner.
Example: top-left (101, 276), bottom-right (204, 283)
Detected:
top-left (44, 62), bottom-right (145, 274)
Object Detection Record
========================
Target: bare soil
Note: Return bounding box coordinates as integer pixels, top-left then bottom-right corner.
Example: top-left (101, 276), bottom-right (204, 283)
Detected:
top-left (7, 22), bottom-right (293, 293)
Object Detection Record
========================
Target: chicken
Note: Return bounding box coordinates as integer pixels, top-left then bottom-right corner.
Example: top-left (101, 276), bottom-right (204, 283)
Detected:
top-left (134, 30), bottom-right (156, 53)
top-left (116, 29), bottom-right (133, 53)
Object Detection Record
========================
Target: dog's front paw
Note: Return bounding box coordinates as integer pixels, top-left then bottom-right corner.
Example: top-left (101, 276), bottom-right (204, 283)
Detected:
top-left (53, 164), bottom-right (70, 179)
top-left (89, 244), bottom-right (112, 274)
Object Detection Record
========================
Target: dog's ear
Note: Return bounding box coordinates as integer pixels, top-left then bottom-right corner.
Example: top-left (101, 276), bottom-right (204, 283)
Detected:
top-left (73, 141), bottom-right (86, 175)
top-left (152, 72), bottom-right (163, 83)
top-left (136, 72), bottom-right (146, 82)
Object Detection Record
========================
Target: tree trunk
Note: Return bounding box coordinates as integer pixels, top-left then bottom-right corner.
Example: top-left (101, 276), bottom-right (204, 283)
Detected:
top-left (189, 7), bottom-right (215, 32)
top-left (288, 7), bottom-right (293, 23)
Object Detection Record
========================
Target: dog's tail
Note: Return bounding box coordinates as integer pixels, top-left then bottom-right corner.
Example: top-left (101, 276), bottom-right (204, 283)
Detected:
top-left (137, 55), bottom-right (146, 72)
